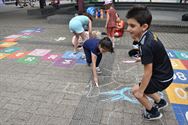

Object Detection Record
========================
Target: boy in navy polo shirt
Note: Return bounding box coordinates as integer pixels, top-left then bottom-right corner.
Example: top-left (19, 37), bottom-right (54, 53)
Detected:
top-left (126, 6), bottom-right (174, 120)
top-left (83, 37), bottom-right (114, 87)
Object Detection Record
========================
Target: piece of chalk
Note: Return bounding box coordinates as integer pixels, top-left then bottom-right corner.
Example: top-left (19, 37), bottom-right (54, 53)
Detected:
top-left (122, 60), bottom-right (136, 63)
top-left (95, 82), bottom-right (99, 87)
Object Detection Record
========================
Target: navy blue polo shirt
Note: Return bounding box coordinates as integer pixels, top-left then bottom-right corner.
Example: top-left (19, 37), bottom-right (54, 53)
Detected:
top-left (138, 30), bottom-right (174, 82)
top-left (83, 38), bottom-right (101, 56)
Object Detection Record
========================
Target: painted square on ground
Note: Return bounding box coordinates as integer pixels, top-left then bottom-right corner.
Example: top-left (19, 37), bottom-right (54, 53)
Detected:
top-left (0, 53), bottom-right (10, 59)
top-left (172, 103), bottom-right (188, 125)
top-left (166, 83), bottom-right (188, 105)
top-left (0, 47), bottom-right (20, 54)
top-left (76, 58), bottom-right (87, 64)
top-left (7, 51), bottom-right (30, 59)
top-left (0, 42), bottom-right (17, 48)
top-left (17, 56), bottom-right (39, 64)
top-left (170, 59), bottom-right (186, 70)
top-left (54, 58), bottom-right (76, 68)
top-left (42, 54), bottom-right (60, 62)
top-left (166, 49), bottom-right (177, 59)
top-left (174, 50), bottom-right (188, 60)
top-left (28, 49), bottom-right (51, 56)
top-left (62, 51), bottom-right (83, 59)
top-left (173, 70), bottom-right (188, 84)
top-left (181, 60), bottom-right (188, 69)
top-left (0, 38), bottom-right (18, 42)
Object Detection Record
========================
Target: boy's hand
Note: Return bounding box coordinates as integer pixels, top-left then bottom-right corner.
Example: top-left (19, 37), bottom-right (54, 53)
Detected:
top-left (131, 56), bottom-right (141, 62)
top-left (94, 77), bottom-right (99, 87)
top-left (134, 89), bottom-right (144, 98)
top-left (89, 32), bottom-right (92, 38)
top-left (135, 57), bottom-right (141, 62)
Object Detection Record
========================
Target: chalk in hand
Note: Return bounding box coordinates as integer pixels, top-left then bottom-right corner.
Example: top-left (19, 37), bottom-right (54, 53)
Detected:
top-left (95, 82), bottom-right (99, 87)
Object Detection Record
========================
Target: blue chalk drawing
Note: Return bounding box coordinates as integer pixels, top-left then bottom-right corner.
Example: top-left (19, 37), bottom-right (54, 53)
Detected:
top-left (76, 58), bottom-right (87, 64)
top-left (100, 86), bottom-right (164, 104)
top-left (100, 87), bottom-right (139, 104)
top-left (62, 51), bottom-right (83, 59)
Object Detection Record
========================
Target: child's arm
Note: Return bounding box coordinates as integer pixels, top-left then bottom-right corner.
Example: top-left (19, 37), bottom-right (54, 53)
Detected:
top-left (116, 24), bottom-right (121, 29)
top-left (91, 53), bottom-right (99, 87)
top-left (135, 63), bottom-right (152, 98)
top-left (105, 10), bottom-right (109, 28)
top-left (88, 19), bottom-right (92, 38)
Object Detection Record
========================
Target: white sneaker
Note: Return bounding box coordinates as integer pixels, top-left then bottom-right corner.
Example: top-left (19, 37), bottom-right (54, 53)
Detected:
top-left (81, 54), bottom-right (85, 59)
top-left (96, 67), bottom-right (102, 74)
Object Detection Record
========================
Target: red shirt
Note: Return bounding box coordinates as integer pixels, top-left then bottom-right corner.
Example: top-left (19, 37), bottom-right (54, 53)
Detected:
top-left (107, 8), bottom-right (117, 28)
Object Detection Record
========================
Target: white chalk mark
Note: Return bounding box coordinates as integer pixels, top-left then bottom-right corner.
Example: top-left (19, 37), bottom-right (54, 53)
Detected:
top-left (55, 37), bottom-right (66, 41)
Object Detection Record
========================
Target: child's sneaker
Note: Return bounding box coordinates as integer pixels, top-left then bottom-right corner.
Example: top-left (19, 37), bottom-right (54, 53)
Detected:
top-left (81, 54), bottom-right (85, 59)
top-left (143, 109), bottom-right (162, 120)
top-left (153, 99), bottom-right (168, 111)
top-left (96, 67), bottom-right (102, 74)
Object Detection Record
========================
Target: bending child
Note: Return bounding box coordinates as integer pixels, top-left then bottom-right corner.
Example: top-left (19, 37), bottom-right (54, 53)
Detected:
top-left (114, 15), bottom-right (126, 38)
top-left (104, 0), bottom-right (118, 47)
top-left (126, 6), bottom-right (174, 120)
top-left (69, 13), bottom-right (93, 53)
top-left (83, 37), bottom-right (114, 87)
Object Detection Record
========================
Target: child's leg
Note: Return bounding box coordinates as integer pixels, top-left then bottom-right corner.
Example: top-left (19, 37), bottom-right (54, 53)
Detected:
top-left (111, 27), bottom-right (116, 43)
top-left (132, 85), bottom-right (152, 110)
top-left (107, 27), bottom-right (115, 47)
top-left (73, 34), bottom-right (79, 52)
top-left (96, 54), bottom-right (102, 67)
top-left (80, 31), bottom-right (89, 42)
top-left (83, 47), bottom-right (91, 66)
top-left (147, 93), bottom-right (161, 103)
top-left (132, 84), bottom-right (162, 120)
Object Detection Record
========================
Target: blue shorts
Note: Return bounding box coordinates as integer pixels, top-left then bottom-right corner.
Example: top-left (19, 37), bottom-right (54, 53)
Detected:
top-left (69, 20), bottom-right (84, 34)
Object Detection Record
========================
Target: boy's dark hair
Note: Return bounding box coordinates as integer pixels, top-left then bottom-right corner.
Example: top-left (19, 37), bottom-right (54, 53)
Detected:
top-left (126, 5), bottom-right (152, 28)
top-left (99, 37), bottom-right (114, 53)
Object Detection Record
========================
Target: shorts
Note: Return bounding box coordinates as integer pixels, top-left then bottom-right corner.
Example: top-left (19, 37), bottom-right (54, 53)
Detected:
top-left (140, 78), bottom-right (173, 94)
top-left (69, 20), bottom-right (84, 34)
top-left (107, 27), bottom-right (116, 37)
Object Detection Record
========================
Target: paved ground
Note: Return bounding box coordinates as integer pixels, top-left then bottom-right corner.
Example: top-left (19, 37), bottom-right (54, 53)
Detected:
top-left (0, 4), bottom-right (188, 125)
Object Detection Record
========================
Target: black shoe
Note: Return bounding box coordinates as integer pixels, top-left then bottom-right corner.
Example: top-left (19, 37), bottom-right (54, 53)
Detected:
top-left (154, 99), bottom-right (168, 111)
top-left (15, 2), bottom-right (18, 6)
top-left (143, 109), bottom-right (162, 120)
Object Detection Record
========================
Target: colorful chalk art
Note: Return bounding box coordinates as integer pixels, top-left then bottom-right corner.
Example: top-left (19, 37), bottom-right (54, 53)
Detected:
top-left (166, 49), bottom-right (188, 125)
top-left (0, 28), bottom-right (86, 68)
top-left (1, 28), bottom-right (188, 124)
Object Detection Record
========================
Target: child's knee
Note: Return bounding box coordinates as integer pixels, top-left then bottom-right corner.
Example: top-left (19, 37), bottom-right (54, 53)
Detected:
top-left (132, 85), bottom-right (139, 95)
